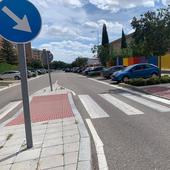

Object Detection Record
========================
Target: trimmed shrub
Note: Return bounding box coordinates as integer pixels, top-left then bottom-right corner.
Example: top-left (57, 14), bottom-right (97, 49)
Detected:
top-left (126, 75), bottom-right (170, 86)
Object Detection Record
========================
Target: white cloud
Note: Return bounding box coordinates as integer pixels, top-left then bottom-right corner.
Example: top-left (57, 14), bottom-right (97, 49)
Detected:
top-left (84, 19), bottom-right (123, 34)
top-left (88, 0), bottom-right (156, 11)
top-left (39, 40), bottom-right (93, 63)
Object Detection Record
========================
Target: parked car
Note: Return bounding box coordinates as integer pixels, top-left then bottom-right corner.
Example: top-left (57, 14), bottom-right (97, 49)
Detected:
top-left (28, 69), bottom-right (38, 77)
top-left (101, 65), bottom-right (125, 79)
top-left (0, 71), bottom-right (21, 80)
top-left (65, 68), bottom-right (71, 72)
top-left (27, 70), bottom-right (33, 78)
top-left (111, 63), bottom-right (160, 83)
top-left (88, 66), bottom-right (105, 76)
top-left (82, 67), bottom-right (94, 75)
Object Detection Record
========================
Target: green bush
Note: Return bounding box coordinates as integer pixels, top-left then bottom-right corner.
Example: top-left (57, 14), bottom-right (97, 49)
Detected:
top-left (126, 78), bottom-right (146, 86)
top-left (160, 75), bottom-right (170, 83)
top-left (126, 75), bottom-right (170, 86)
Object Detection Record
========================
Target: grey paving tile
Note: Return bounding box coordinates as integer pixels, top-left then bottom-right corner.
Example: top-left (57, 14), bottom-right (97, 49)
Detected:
top-left (48, 119), bottom-right (62, 124)
top-left (32, 129), bottom-right (46, 136)
top-left (0, 145), bottom-right (21, 156)
top-left (39, 155), bottom-right (64, 169)
top-left (63, 129), bottom-right (79, 137)
top-left (63, 135), bottom-right (80, 144)
top-left (65, 163), bottom-right (77, 170)
top-left (48, 166), bottom-right (64, 170)
top-left (15, 148), bottom-right (41, 163)
top-left (41, 145), bottom-right (63, 157)
top-left (64, 142), bottom-right (79, 153)
top-left (0, 164), bottom-right (11, 170)
top-left (11, 159), bottom-right (38, 170)
top-left (63, 120), bottom-right (76, 126)
top-left (46, 128), bottom-right (62, 134)
top-left (63, 125), bottom-right (77, 131)
top-left (4, 138), bottom-right (24, 147)
top-left (0, 154), bottom-right (16, 166)
top-left (43, 138), bottom-right (63, 148)
top-left (64, 152), bottom-right (78, 165)
top-left (44, 132), bottom-right (62, 140)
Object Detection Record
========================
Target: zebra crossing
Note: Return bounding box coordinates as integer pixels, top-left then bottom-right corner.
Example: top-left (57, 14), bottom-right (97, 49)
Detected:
top-left (78, 93), bottom-right (170, 119)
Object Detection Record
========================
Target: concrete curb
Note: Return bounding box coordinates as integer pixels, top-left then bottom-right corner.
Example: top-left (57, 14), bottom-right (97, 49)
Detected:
top-left (119, 83), bottom-right (150, 94)
top-left (68, 93), bottom-right (92, 170)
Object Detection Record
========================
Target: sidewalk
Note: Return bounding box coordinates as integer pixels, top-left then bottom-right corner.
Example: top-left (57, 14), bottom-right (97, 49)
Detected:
top-left (121, 83), bottom-right (170, 100)
top-left (0, 84), bottom-right (91, 170)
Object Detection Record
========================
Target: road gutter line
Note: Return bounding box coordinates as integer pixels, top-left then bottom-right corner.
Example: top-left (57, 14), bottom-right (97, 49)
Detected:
top-left (86, 119), bottom-right (108, 170)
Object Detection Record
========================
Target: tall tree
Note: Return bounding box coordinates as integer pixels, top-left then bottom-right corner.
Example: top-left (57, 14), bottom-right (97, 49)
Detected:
top-left (102, 24), bottom-right (109, 46)
top-left (71, 57), bottom-right (87, 67)
top-left (1, 39), bottom-right (18, 65)
top-left (131, 7), bottom-right (170, 71)
top-left (121, 29), bottom-right (127, 49)
top-left (99, 24), bottom-right (110, 66)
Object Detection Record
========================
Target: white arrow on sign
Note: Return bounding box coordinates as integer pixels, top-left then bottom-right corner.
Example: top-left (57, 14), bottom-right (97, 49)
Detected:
top-left (2, 6), bottom-right (32, 33)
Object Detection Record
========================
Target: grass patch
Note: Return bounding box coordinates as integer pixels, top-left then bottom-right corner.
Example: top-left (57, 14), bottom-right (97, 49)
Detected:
top-left (0, 63), bottom-right (18, 73)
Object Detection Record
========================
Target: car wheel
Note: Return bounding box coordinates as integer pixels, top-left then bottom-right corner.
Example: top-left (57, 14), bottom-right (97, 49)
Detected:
top-left (151, 73), bottom-right (158, 78)
top-left (14, 76), bottom-right (20, 80)
top-left (122, 76), bottom-right (129, 83)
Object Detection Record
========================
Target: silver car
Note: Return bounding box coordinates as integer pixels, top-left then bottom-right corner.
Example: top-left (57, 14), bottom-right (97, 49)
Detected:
top-left (0, 71), bottom-right (21, 80)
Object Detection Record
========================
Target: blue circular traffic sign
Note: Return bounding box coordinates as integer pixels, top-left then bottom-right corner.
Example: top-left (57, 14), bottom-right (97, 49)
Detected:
top-left (0, 0), bottom-right (42, 43)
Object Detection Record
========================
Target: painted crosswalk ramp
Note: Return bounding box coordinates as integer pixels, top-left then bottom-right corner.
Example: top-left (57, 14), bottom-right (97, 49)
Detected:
top-left (78, 95), bottom-right (109, 119)
top-left (100, 93), bottom-right (144, 115)
top-left (121, 93), bottom-right (170, 112)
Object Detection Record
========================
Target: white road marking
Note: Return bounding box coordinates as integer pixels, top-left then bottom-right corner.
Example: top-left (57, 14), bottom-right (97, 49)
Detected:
top-left (88, 78), bottom-right (170, 105)
top-left (0, 101), bottom-right (22, 120)
top-left (100, 94), bottom-right (144, 115)
top-left (121, 93), bottom-right (170, 112)
top-left (86, 119), bottom-right (108, 170)
top-left (79, 95), bottom-right (109, 119)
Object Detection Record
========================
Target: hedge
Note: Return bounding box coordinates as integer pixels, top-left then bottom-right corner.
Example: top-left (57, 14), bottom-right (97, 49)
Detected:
top-left (126, 75), bottom-right (170, 86)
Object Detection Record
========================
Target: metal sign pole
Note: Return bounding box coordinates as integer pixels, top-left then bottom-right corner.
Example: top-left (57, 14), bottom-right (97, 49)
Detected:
top-left (18, 44), bottom-right (33, 149)
top-left (46, 50), bottom-right (53, 92)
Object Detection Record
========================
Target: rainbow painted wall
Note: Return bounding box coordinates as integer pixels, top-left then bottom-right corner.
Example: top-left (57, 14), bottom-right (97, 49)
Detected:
top-left (122, 54), bottom-right (170, 69)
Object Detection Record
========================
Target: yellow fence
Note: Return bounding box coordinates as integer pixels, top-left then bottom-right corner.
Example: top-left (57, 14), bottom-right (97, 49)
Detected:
top-left (161, 54), bottom-right (170, 69)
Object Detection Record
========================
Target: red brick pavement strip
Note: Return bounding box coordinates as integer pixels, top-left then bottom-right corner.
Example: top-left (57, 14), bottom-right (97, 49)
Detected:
top-left (7, 94), bottom-right (74, 126)
top-left (142, 86), bottom-right (170, 100)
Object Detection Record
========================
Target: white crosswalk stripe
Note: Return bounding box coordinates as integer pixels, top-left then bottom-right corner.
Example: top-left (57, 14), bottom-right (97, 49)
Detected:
top-left (99, 94), bottom-right (144, 115)
top-left (78, 95), bottom-right (109, 119)
top-left (121, 93), bottom-right (170, 112)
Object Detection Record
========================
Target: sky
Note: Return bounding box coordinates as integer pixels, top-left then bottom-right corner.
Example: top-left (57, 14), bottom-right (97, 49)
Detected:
top-left (30, 0), bottom-right (169, 63)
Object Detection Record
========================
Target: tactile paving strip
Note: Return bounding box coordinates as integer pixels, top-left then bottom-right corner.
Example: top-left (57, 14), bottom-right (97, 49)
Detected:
top-left (7, 94), bottom-right (74, 126)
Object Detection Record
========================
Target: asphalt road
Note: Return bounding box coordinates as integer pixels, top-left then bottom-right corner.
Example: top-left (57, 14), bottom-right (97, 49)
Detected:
top-left (55, 72), bottom-right (170, 170)
top-left (0, 73), bottom-right (58, 109)
top-left (1, 71), bottom-right (170, 169)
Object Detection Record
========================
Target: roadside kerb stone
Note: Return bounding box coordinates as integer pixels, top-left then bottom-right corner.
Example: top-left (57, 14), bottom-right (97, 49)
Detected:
top-left (68, 93), bottom-right (92, 170)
